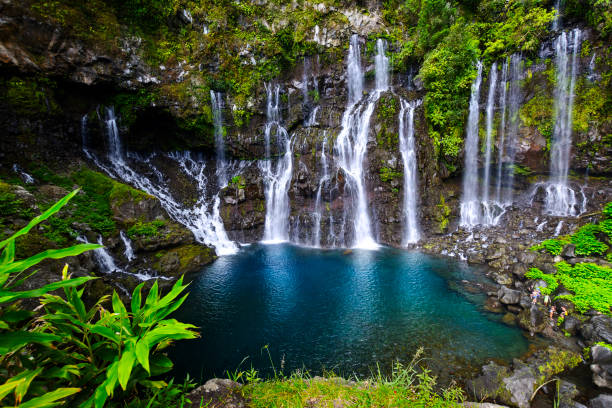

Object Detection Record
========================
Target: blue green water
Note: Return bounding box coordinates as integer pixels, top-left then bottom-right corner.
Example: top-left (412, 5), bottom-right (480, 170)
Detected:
top-left (171, 244), bottom-right (528, 380)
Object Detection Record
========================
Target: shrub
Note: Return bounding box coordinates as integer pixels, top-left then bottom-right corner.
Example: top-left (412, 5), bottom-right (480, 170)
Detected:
top-left (571, 224), bottom-right (608, 256)
top-left (525, 268), bottom-right (559, 295)
top-left (0, 190), bottom-right (198, 407)
top-left (127, 220), bottom-right (166, 239)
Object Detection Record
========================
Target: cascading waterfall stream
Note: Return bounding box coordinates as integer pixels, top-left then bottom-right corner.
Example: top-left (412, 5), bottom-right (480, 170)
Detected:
top-left (481, 63), bottom-right (498, 225)
top-left (261, 84), bottom-right (293, 243)
top-left (398, 99), bottom-right (420, 244)
top-left (120, 231), bottom-right (135, 262)
top-left (502, 54), bottom-right (522, 205)
top-left (83, 108), bottom-right (238, 255)
top-left (460, 62), bottom-right (483, 228)
top-left (545, 29), bottom-right (583, 216)
top-left (210, 90), bottom-right (228, 186)
top-left (495, 62), bottom-right (508, 203)
top-left (333, 35), bottom-right (387, 249)
top-left (313, 135), bottom-right (329, 248)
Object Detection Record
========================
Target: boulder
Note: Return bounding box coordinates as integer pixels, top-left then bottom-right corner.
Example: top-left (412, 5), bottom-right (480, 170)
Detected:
top-left (498, 286), bottom-right (522, 305)
top-left (502, 366), bottom-right (537, 408)
top-left (589, 394), bottom-right (612, 408)
top-left (187, 378), bottom-right (246, 408)
top-left (592, 316), bottom-right (612, 344)
top-left (591, 345), bottom-right (612, 389)
top-left (462, 404), bottom-right (509, 408)
top-left (562, 244), bottom-right (576, 258)
top-left (562, 315), bottom-right (582, 336)
top-left (517, 304), bottom-right (550, 335)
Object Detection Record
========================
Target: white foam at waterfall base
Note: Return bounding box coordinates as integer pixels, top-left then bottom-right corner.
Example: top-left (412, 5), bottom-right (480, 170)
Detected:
top-left (261, 84), bottom-right (293, 243)
top-left (460, 61), bottom-right (483, 228)
top-left (398, 99), bottom-right (421, 245)
top-left (545, 29), bottom-right (583, 217)
top-left (84, 108), bottom-right (238, 255)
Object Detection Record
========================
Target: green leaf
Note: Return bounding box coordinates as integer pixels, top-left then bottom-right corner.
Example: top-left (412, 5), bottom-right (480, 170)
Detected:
top-left (0, 331), bottom-right (60, 354)
top-left (15, 367), bottom-right (42, 404)
top-left (18, 387), bottom-right (80, 408)
top-left (0, 276), bottom-right (95, 304)
top-left (131, 283), bottom-right (145, 315)
top-left (111, 291), bottom-right (128, 317)
top-left (135, 340), bottom-right (150, 374)
top-left (0, 244), bottom-right (101, 276)
top-left (0, 241), bottom-right (15, 266)
top-left (89, 324), bottom-right (120, 344)
top-left (0, 374), bottom-right (25, 400)
top-left (144, 280), bottom-right (159, 307)
top-left (117, 350), bottom-right (136, 390)
top-left (0, 189), bottom-right (80, 250)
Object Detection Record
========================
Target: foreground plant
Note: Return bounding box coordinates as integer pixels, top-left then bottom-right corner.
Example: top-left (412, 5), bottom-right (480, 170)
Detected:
top-left (0, 190), bottom-right (199, 407)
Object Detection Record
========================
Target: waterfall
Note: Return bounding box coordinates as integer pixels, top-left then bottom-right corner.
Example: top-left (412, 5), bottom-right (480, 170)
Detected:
top-left (545, 29), bottom-right (582, 216)
top-left (105, 107), bottom-right (123, 164)
top-left (375, 39), bottom-right (390, 91)
top-left (334, 34), bottom-right (384, 249)
top-left (552, 0), bottom-right (562, 31)
top-left (77, 235), bottom-right (121, 274)
top-left (210, 91), bottom-right (227, 186)
top-left (502, 54), bottom-right (522, 205)
top-left (313, 135), bottom-right (329, 247)
top-left (495, 62), bottom-right (508, 203)
top-left (460, 62), bottom-right (483, 228)
top-left (120, 230), bottom-right (135, 262)
top-left (12, 164), bottom-right (34, 184)
top-left (399, 99), bottom-right (420, 244)
top-left (482, 63), bottom-right (497, 205)
top-left (85, 108), bottom-right (238, 255)
top-left (261, 84), bottom-right (293, 243)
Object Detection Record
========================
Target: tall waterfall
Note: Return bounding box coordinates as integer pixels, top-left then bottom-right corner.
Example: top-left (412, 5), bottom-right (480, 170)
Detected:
top-left (502, 54), bottom-right (522, 205)
top-left (334, 35), bottom-right (385, 249)
top-left (552, 0), bottom-right (562, 31)
top-left (545, 29), bottom-right (582, 216)
top-left (84, 108), bottom-right (238, 255)
top-left (313, 135), bottom-right (330, 247)
top-left (375, 39), bottom-right (390, 91)
top-left (399, 99), bottom-right (420, 244)
top-left (495, 62), bottom-right (508, 203)
top-left (210, 91), bottom-right (227, 186)
top-left (261, 84), bottom-right (293, 242)
top-left (481, 63), bottom-right (499, 225)
top-left (460, 62), bottom-right (483, 228)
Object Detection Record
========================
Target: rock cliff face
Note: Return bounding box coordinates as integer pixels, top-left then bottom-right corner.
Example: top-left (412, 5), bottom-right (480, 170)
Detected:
top-left (0, 0), bottom-right (610, 263)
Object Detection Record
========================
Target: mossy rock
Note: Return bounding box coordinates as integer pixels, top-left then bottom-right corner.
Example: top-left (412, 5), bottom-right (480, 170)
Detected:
top-left (154, 244), bottom-right (216, 278)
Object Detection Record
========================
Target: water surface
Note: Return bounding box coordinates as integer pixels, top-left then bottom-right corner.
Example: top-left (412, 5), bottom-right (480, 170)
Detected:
top-left (171, 244), bottom-right (528, 380)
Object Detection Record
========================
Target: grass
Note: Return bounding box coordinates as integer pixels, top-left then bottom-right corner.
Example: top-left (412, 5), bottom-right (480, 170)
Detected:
top-left (231, 349), bottom-right (463, 408)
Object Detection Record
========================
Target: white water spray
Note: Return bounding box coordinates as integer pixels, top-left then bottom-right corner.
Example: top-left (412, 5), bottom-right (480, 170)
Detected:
top-left (399, 99), bottom-right (421, 244)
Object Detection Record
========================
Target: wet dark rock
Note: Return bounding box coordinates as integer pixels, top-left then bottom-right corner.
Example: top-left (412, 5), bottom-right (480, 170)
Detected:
top-left (562, 315), bottom-right (582, 336)
top-left (498, 286), bottom-right (522, 305)
top-left (588, 394), bottom-right (612, 408)
top-left (591, 345), bottom-right (612, 389)
top-left (517, 304), bottom-right (551, 335)
top-left (591, 316), bottom-right (612, 344)
top-left (485, 296), bottom-right (504, 313)
top-left (563, 244), bottom-right (576, 258)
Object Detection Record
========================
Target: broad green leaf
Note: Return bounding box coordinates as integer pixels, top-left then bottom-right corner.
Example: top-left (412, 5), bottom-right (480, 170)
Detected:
top-left (103, 362), bottom-right (119, 397)
top-left (111, 291), bottom-right (127, 317)
top-left (0, 241), bottom-right (15, 266)
top-left (1, 309), bottom-right (33, 323)
top-left (0, 189), bottom-right (80, 250)
top-left (144, 280), bottom-right (159, 307)
top-left (0, 332), bottom-right (60, 354)
top-left (0, 276), bottom-right (95, 304)
top-left (0, 320), bottom-right (8, 329)
top-left (131, 283), bottom-right (145, 315)
top-left (135, 340), bottom-right (150, 374)
top-left (89, 324), bottom-right (120, 344)
top-left (45, 365), bottom-right (80, 380)
top-left (18, 387), bottom-right (80, 408)
top-left (0, 244), bottom-right (101, 276)
top-left (15, 367), bottom-right (42, 404)
top-left (0, 376), bottom-right (25, 400)
top-left (117, 350), bottom-right (136, 390)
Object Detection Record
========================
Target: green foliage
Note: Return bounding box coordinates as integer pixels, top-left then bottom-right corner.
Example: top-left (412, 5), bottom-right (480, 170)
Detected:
top-left (379, 167), bottom-right (403, 183)
top-left (479, 1), bottom-right (555, 60)
top-left (0, 190), bottom-right (199, 407)
top-left (419, 21), bottom-right (480, 159)
top-left (127, 220), bottom-right (166, 239)
top-left (0, 190), bottom-right (100, 407)
top-left (571, 224), bottom-right (609, 256)
top-left (230, 175), bottom-right (246, 189)
top-left (525, 268), bottom-right (559, 295)
top-left (531, 237), bottom-right (570, 256)
top-left (536, 348), bottom-right (582, 384)
top-left (554, 262), bottom-right (612, 314)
